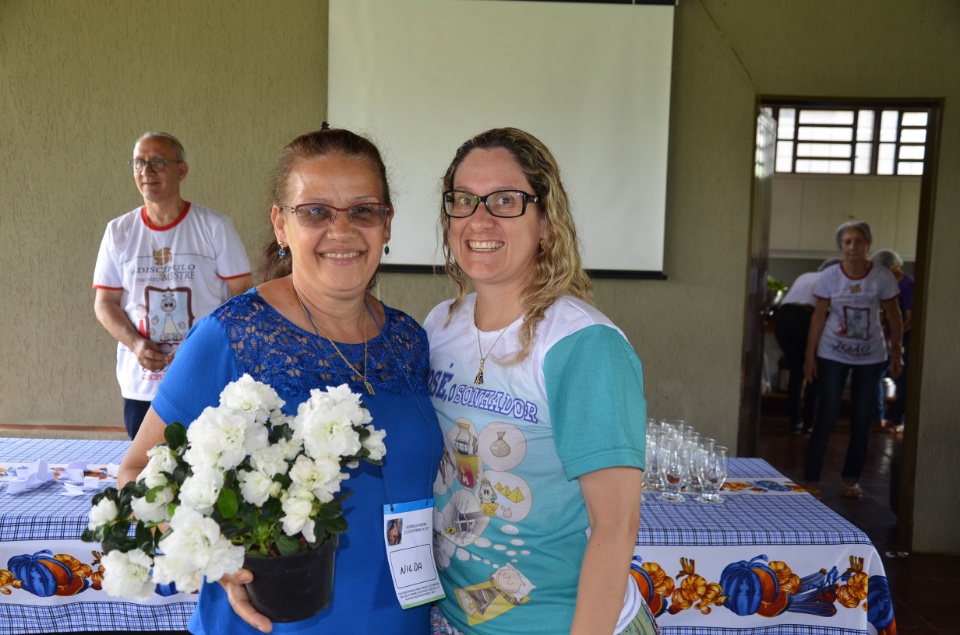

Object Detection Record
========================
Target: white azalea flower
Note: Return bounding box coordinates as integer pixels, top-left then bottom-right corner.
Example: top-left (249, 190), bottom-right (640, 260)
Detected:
top-left (280, 487), bottom-right (316, 537)
top-left (289, 454), bottom-right (346, 504)
top-left (90, 377), bottom-right (389, 589)
top-left (276, 436), bottom-right (304, 462)
top-left (138, 445), bottom-right (178, 488)
top-left (300, 518), bottom-right (317, 543)
top-left (153, 506), bottom-right (244, 593)
top-left (295, 396), bottom-right (363, 460)
top-left (184, 406), bottom-right (252, 471)
top-left (238, 469), bottom-right (277, 506)
top-left (203, 534), bottom-right (247, 582)
top-left (100, 549), bottom-right (156, 600)
top-left (178, 468), bottom-right (224, 514)
top-left (251, 444), bottom-right (290, 478)
top-left (219, 373), bottom-right (286, 424)
top-left (362, 425), bottom-right (387, 461)
top-left (131, 486), bottom-right (174, 524)
top-left (242, 419), bottom-right (271, 456)
top-left (88, 498), bottom-right (118, 530)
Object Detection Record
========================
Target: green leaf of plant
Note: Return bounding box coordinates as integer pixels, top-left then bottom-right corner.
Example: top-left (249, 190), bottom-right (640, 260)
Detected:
top-left (318, 504), bottom-right (343, 520)
top-left (135, 523), bottom-right (155, 555)
top-left (275, 532), bottom-right (302, 557)
top-left (218, 488), bottom-right (239, 519)
top-left (172, 464), bottom-right (189, 486)
top-left (321, 515), bottom-right (348, 535)
top-left (164, 422), bottom-right (188, 450)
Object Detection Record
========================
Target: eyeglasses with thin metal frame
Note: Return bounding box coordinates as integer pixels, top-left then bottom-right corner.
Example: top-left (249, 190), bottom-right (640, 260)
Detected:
top-left (280, 203), bottom-right (391, 228)
top-left (129, 158), bottom-right (183, 173)
top-left (443, 190), bottom-right (539, 218)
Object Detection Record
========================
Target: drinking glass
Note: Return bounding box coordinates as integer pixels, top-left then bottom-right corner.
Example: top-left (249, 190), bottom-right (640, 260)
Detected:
top-left (685, 432), bottom-right (703, 493)
top-left (642, 431), bottom-right (662, 498)
top-left (696, 445), bottom-right (728, 504)
top-left (659, 438), bottom-right (690, 503)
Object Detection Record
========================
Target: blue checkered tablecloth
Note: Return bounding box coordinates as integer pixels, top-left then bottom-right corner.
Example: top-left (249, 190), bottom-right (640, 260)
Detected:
top-left (0, 437), bottom-right (195, 634)
top-left (639, 458), bottom-right (871, 548)
top-left (0, 438), bottom-right (130, 541)
top-left (0, 440), bottom-right (891, 634)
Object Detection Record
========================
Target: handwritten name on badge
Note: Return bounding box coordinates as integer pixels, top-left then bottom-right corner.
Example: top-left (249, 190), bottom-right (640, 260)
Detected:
top-left (383, 500), bottom-right (444, 609)
top-left (400, 561), bottom-right (423, 575)
top-left (390, 545), bottom-right (434, 586)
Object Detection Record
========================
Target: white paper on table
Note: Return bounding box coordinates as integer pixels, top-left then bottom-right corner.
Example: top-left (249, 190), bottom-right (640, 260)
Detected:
top-left (5, 460), bottom-right (54, 495)
top-left (59, 461), bottom-right (109, 495)
top-left (56, 461), bottom-right (89, 484)
top-left (62, 480), bottom-right (103, 496)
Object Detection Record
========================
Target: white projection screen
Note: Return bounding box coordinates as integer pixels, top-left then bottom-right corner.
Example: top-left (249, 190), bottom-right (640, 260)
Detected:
top-left (329, 0), bottom-right (674, 277)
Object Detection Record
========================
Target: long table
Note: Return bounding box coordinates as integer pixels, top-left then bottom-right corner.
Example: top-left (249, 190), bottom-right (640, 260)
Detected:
top-left (1, 439), bottom-right (893, 635)
top-left (0, 437), bottom-right (195, 634)
top-left (635, 458), bottom-right (895, 635)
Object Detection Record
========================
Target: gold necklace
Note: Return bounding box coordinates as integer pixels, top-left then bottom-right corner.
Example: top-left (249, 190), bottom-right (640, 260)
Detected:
top-left (297, 293), bottom-right (375, 396)
top-left (474, 299), bottom-right (517, 386)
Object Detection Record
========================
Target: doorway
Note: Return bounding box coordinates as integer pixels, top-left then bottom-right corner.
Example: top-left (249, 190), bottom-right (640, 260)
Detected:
top-left (739, 97), bottom-right (942, 550)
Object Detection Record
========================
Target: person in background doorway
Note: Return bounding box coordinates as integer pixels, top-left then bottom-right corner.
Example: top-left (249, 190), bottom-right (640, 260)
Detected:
top-left (871, 248), bottom-right (914, 434)
top-left (774, 257), bottom-right (841, 435)
top-left (93, 132), bottom-right (252, 438)
top-left (803, 221), bottom-right (902, 500)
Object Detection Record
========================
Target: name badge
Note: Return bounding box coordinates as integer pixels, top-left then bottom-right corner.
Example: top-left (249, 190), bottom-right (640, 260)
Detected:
top-left (383, 498), bottom-right (445, 609)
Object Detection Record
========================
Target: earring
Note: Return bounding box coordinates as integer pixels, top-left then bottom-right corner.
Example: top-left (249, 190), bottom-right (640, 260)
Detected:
top-left (383, 243), bottom-right (390, 256)
top-left (278, 242), bottom-right (287, 259)
top-left (539, 239), bottom-right (545, 253)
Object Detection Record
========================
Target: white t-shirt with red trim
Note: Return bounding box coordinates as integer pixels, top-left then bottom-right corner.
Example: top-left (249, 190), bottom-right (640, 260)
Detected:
top-left (814, 262), bottom-right (899, 365)
top-left (93, 202), bottom-right (250, 400)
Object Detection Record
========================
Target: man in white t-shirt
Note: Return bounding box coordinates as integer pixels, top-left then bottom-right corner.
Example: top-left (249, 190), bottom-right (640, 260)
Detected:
top-left (93, 132), bottom-right (252, 438)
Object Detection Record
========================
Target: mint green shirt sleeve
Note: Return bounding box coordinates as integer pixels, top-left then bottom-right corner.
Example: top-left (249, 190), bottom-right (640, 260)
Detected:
top-left (544, 324), bottom-right (647, 481)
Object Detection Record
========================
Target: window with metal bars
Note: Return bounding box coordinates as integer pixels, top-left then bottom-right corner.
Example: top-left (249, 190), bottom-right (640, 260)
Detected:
top-left (773, 106), bottom-right (927, 176)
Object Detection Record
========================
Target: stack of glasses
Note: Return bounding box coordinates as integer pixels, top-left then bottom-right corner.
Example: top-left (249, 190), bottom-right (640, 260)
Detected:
top-left (643, 419), bottom-right (728, 504)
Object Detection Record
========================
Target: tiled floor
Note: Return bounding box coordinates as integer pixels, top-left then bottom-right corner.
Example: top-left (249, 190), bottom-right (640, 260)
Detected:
top-left (758, 395), bottom-right (960, 634)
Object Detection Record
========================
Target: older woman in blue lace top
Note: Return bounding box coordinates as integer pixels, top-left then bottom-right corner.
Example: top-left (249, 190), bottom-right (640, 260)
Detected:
top-left (118, 127), bottom-right (443, 634)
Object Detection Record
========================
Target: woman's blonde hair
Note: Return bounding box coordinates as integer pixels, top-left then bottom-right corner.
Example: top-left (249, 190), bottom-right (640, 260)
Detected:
top-left (440, 127), bottom-right (592, 364)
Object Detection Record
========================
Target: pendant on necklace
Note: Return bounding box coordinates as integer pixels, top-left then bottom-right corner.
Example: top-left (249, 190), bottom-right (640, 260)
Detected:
top-left (363, 380), bottom-right (376, 396)
top-left (474, 362), bottom-right (485, 386)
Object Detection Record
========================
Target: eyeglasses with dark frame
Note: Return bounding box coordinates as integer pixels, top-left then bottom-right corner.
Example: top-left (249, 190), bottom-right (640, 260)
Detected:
top-left (280, 203), bottom-right (391, 228)
top-left (129, 158), bottom-right (183, 173)
top-left (443, 190), bottom-right (539, 218)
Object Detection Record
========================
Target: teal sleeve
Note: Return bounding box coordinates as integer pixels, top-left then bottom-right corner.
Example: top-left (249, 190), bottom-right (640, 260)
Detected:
top-left (544, 325), bottom-right (647, 481)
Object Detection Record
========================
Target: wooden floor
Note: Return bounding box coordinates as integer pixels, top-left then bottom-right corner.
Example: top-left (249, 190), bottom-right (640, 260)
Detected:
top-left (758, 394), bottom-right (959, 634)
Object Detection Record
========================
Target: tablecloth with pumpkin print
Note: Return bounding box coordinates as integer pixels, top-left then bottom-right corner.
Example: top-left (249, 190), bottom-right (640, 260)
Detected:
top-left (633, 458), bottom-right (895, 635)
top-left (0, 437), bottom-right (196, 634)
top-left (0, 441), bottom-right (894, 635)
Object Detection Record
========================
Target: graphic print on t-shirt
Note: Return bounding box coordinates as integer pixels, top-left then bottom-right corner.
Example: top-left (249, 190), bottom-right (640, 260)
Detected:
top-left (434, 417), bottom-right (535, 627)
top-left (144, 286), bottom-right (195, 353)
top-left (840, 306), bottom-right (870, 340)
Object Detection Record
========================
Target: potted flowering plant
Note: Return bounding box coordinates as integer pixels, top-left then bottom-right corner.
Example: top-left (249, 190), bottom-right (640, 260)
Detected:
top-left (83, 375), bottom-right (386, 621)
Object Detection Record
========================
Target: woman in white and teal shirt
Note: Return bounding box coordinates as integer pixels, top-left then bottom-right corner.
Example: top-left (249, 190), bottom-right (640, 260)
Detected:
top-left (426, 128), bottom-right (658, 635)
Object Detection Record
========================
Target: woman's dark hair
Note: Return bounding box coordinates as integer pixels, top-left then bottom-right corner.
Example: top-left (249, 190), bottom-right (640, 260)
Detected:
top-left (256, 126), bottom-right (391, 284)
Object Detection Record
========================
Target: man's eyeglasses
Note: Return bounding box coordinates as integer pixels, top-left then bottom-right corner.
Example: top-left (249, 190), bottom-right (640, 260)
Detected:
top-left (280, 203), bottom-right (391, 228)
top-left (443, 190), bottom-right (539, 218)
top-left (129, 158), bottom-right (182, 173)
